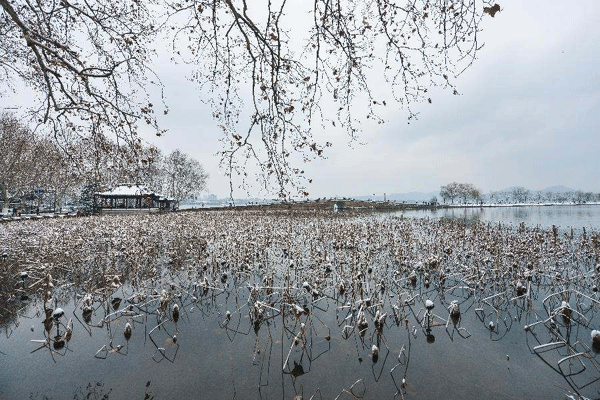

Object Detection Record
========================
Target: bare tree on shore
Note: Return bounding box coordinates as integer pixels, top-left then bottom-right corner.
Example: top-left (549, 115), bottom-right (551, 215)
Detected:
top-left (440, 182), bottom-right (481, 204)
top-left (161, 150), bottom-right (209, 207)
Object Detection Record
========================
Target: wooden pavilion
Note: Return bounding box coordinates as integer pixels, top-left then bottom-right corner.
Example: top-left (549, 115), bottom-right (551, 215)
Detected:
top-left (95, 184), bottom-right (174, 213)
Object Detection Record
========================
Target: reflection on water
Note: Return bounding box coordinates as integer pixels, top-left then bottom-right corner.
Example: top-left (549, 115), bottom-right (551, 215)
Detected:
top-left (399, 205), bottom-right (600, 231)
top-left (0, 211), bottom-right (599, 399)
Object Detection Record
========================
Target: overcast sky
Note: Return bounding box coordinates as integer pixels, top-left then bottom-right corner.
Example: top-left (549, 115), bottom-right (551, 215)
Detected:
top-left (139, 1), bottom-right (600, 198)
top-left (12, 1), bottom-right (597, 199)
top-left (145, 1), bottom-right (598, 198)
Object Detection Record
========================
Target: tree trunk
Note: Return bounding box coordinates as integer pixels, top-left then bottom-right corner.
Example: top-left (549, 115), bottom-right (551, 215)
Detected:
top-left (1, 184), bottom-right (8, 214)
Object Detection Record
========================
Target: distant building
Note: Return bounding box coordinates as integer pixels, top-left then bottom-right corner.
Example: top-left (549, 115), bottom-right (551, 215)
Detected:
top-left (95, 183), bottom-right (174, 213)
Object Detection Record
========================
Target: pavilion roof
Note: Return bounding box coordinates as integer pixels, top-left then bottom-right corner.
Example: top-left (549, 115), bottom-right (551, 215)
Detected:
top-left (96, 184), bottom-right (151, 197)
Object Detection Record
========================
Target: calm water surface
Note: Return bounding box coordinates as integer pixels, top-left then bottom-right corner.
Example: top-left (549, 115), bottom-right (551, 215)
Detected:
top-left (0, 283), bottom-right (586, 400)
top-left (398, 204), bottom-right (600, 231)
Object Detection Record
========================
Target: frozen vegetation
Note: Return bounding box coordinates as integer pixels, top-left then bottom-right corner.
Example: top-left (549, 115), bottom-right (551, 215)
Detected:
top-left (0, 210), bottom-right (599, 399)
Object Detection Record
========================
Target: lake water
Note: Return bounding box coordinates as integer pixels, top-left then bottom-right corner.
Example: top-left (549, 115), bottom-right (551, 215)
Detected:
top-left (397, 204), bottom-right (600, 232)
top-left (0, 210), bottom-right (599, 399)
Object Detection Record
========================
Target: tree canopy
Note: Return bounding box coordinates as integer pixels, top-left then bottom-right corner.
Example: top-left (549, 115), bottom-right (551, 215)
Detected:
top-left (1, 113), bottom-right (207, 211)
top-left (1, 0), bottom-right (500, 196)
top-left (161, 150), bottom-right (209, 206)
top-left (440, 182), bottom-right (481, 204)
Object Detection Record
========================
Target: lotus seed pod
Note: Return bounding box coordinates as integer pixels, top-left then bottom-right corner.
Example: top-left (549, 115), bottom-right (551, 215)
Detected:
top-left (172, 304), bottom-right (180, 323)
top-left (65, 321), bottom-right (73, 342)
top-left (372, 344), bottom-right (379, 356)
top-left (425, 300), bottom-right (434, 311)
top-left (52, 308), bottom-right (64, 320)
top-left (124, 322), bottom-right (132, 340)
top-left (450, 301), bottom-right (460, 319)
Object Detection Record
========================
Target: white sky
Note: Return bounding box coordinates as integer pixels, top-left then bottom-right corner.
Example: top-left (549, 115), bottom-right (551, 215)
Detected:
top-left (5, 1), bottom-right (599, 199)
top-left (144, 0), bottom-right (600, 198)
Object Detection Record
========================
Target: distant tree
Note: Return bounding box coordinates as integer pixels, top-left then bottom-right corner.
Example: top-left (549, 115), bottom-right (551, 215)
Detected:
top-left (574, 191), bottom-right (594, 204)
top-left (470, 186), bottom-right (482, 204)
top-left (440, 182), bottom-right (460, 204)
top-left (162, 150), bottom-right (209, 206)
top-left (556, 193), bottom-right (567, 204)
top-left (441, 182), bottom-right (480, 204)
top-left (457, 183), bottom-right (480, 203)
top-left (43, 143), bottom-right (83, 210)
top-left (134, 147), bottom-right (164, 194)
top-left (0, 113), bottom-right (47, 211)
top-left (458, 183), bottom-right (469, 203)
top-left (78, 182), bottom-right (101, 215)
top-left (511, 187), bottom-right (530, 203)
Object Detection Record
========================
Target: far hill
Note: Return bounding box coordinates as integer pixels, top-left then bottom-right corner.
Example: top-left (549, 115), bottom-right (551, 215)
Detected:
top-left (538, 185), bottom-right (575, 193)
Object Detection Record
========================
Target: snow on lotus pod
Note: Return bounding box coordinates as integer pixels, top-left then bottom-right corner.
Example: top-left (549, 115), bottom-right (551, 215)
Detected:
top-left (293, 304), bottom-right (305, 315)
top-left (372, 344), bottom-right (379, 356)
top-left (592, 330), bottom-right (600, 345)
top-left (372, 344), bottom-right (379, 362)
top-left (124, 323), bottom-right (132, 341)
top-left (425, 300), bottom-right (434, 311)
top-left (159, 289), bottom-right (170, 312)
top-left (592, 330), bottom-right (600, 353)
top-left (516, 281), bottom-right (525, 295)
top-left (374, 311), bottom-right (387, 332)
top-left (172, 304), bottom-right (180, 323)
top-left (52, 308), bottom-right (64, 321)
top-left (408, 271), bottom-right (417, 285)
top-left (65, 319), bottom-right (73, 342)
top-left (449, 301), bottom-right (460, 319)
top-left (358, 316), bottom-right (369, 336)
top-left (82, 293), bottom-right (93, 308)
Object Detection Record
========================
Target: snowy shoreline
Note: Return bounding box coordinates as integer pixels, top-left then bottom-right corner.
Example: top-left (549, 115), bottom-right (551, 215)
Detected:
top-left (440, 202), bottom-right (600, 208)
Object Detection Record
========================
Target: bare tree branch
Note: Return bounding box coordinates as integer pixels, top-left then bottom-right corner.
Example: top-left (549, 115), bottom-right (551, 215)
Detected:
top-left (2, 0), bottom-right (499, 197)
